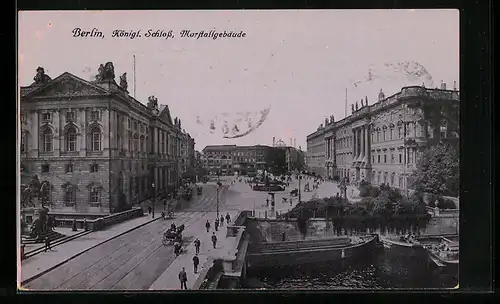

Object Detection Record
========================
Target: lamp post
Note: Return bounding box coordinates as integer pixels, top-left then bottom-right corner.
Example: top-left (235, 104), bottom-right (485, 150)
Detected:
top-left (298, 175), bottom-right (302, 204)
top-left (151, 182), bottom-right (155, 218)
top-left (216, 181), bottom-right (222, 220)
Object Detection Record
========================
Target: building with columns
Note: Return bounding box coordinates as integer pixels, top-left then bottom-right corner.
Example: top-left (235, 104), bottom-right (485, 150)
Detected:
top-left (310, 83), bottom-right (459, 191)
top-left (19, 63), bottom-right (196, 219)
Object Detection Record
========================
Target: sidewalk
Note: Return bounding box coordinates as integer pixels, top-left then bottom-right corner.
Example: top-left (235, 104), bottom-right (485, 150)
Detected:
top-left (20, 214), bottom-right (159, 283)
top-left (149, 211), bottom-right (239, 290)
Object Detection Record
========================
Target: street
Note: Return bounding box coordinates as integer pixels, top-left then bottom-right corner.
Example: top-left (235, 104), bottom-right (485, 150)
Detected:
top-left (23, 179), bottom-right (234, 290)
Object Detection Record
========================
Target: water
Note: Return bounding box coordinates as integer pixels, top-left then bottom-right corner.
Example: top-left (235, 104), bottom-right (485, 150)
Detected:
top-left (247, 249), bottom-right (458, 290)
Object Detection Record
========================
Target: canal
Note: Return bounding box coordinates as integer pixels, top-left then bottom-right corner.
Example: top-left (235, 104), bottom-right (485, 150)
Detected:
top-left (244, 248), bottom-right (458, 289)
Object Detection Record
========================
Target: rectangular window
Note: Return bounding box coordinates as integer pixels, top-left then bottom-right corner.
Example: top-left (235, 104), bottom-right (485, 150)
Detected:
top-left (391, 154), bottom-right (394, 164)
top-left (399, 154), bottom-right (402, 163)
top-left (66, 188), bottom-right (76, 203)
top-left (398, 127), bottom-right (402, 139)
top-left (377, 155), bottom-right (380, 163)
top-left (42, 164), bottom-right (50, 173)
top-left (42, 112), bottom-right (51, 121)
top-left (66, 111), bottom-right (75, 122)
top-left (91, 110), bottom-right (100, 121)
top-left (90, 188), bottom-right (100, 203)
top-left (90, 164), bottom-right (99, 172)
top-left (66, 164), bottom-right (73, 173)
top-left (91, 133), bottom-right (101, 151)
top-left (384, 155), bottom-right (387, 163)
top-left (372, 155), bottom-right (375, 163)
top-left (20, 134), bottom-right (25, 153)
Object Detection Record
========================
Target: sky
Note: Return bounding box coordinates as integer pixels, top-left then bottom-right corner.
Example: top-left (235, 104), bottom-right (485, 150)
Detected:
top-left (18, 10), bottom-right (459, 151)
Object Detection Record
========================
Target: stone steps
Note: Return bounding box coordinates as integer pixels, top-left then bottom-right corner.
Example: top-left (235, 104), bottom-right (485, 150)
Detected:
top-left (21, 230), bottom-right (65, 244)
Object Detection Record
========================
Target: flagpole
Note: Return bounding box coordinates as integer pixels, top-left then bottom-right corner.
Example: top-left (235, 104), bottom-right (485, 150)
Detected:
top-left (345, 88), bottom-right (348, 118)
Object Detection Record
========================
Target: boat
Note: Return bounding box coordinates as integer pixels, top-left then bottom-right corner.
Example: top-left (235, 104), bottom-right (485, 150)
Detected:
top-left (379, 234), bottom-right (423, 250)
top-left (423, 238), bottom-right (459, 267)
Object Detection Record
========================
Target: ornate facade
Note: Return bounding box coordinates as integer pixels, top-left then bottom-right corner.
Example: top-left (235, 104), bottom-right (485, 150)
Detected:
top-left (19, 63), bottom-right (196, 217)
top-left (309, 84), bottom-right (459, 191)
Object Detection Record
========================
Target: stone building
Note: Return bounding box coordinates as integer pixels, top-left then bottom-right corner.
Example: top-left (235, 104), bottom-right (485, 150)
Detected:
top-left (309, 83), bottom-right (459, 191)
top-left (19, 63), bottom-right (196, 219)
top-left (202, 145), bottom-right (274, 176)
top-left (306, 125), bottom-right (326, 176)
top-left (201, 145), bottom-right (236, 176)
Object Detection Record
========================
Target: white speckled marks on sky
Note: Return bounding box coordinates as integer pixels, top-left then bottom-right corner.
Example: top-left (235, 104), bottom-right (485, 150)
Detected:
top-left (195, 106), bottom-right (271, 139)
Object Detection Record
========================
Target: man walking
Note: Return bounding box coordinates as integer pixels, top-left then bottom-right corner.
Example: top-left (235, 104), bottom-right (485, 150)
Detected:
top-left (211, 232), bottom-right (217, 249)
top-left (194, 238), bottom-right (201, 254)
top-left (44, 237), bottom-right (51, 252)
top-left (225, 213), bottom-right (231, 224)
top-left (205, 220), bottom-right (211, 233)
top-left (178, 267), bottom-right (188, 290)
top-left (220, 215), bottom-right (224, 227)
top-left (214, 219), bottom-right (219, 232)
top-left (193, 254), bottom-right (200, 274)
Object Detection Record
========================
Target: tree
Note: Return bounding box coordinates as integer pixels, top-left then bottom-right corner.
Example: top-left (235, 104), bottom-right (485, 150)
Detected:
top-left (265, 147), bottom-right (287, 174)
top-left (411, 143), bottom-right (459, 197)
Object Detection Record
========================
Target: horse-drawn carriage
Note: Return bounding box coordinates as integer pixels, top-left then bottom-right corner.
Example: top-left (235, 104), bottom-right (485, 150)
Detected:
top-left (162, 224), bottom-right (185, 246)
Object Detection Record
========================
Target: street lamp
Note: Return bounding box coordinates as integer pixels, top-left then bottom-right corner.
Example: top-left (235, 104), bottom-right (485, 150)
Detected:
top-left (298, 175), bottom-right (302, 204)
top-left (151, 182), bottom-right (155, 218)
top-left (216, 181), bottom-right (222, 220)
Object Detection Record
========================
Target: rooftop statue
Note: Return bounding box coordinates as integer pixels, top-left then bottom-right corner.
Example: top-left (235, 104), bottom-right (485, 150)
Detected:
top-left (33, 67), bottom-right (52, 85)
top-left (95, 62), bottom-right (115, 82)
top-left (119, 73), bottom-right (128, 90)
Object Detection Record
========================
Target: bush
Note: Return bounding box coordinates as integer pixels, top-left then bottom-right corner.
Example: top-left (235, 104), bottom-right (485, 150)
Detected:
top-left (428, 200), bottom-right (436, 208)
top-left (368, 186), bottom-right (381, 198)
top-left (333, 176), bottom-right (340, 182)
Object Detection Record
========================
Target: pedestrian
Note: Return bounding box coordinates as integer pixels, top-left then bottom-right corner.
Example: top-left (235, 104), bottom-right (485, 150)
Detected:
top-left (44, 237), bottom-right (51, 252)
top-left (178, 267), bottom-right (188, 290)
top-left (83, 217), bottom-right (88, 231)
top-left (205, 220), bottom-right (210, 233)
top-left (194, 237), bottom-right (201, 254)
top-left (225, 213), bottom-right (231, 224)
top-left (214, 219), bottom-right (219, 231)
top-left (220, 215), bottom-right (224, 227)
top-left (211, 232), bottom-right (217, 249)
top-left (148, 206), bottom-right (152, 214)
top-left (193, 254), bottom-right (200, 274)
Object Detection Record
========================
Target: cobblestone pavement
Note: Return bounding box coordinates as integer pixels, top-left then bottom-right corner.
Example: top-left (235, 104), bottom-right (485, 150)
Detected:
top-left (21, 180), bottom-right (233, 290)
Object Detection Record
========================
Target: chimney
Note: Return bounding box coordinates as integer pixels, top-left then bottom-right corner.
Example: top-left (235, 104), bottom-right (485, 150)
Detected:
top-left (294, 138), bottom-right (297, 148)
top-left (290, 138), bottom-right (293, 147)
top-left (453, 81), bottom-right (457, 91)
top-left (440, 81), bottom-right (446, 90)
top-left (273, 137), bottom-right (276, 147)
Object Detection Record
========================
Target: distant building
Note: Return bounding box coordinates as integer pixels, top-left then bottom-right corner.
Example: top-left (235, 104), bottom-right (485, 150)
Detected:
top-left (306, 125), bottom-right (326, 176)
top-left (307, 84), bottom-right (459, 190)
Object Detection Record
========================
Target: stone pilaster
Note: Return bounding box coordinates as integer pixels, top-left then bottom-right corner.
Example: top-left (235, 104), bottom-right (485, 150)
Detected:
top-left (53, 110), bottom-right (60, 157)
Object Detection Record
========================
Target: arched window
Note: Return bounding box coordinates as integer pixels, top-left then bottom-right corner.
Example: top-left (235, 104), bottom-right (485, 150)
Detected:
top-left (66, 127), bottom-right (77, 152)
top-left (90, 126), bottom-right (102, 151)
top-left (391, 173), bottom-right (395, 185)
top-left (376, 130), bottom-right (380, 142)
top-left (42, 128), bottom-right (53, 152)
